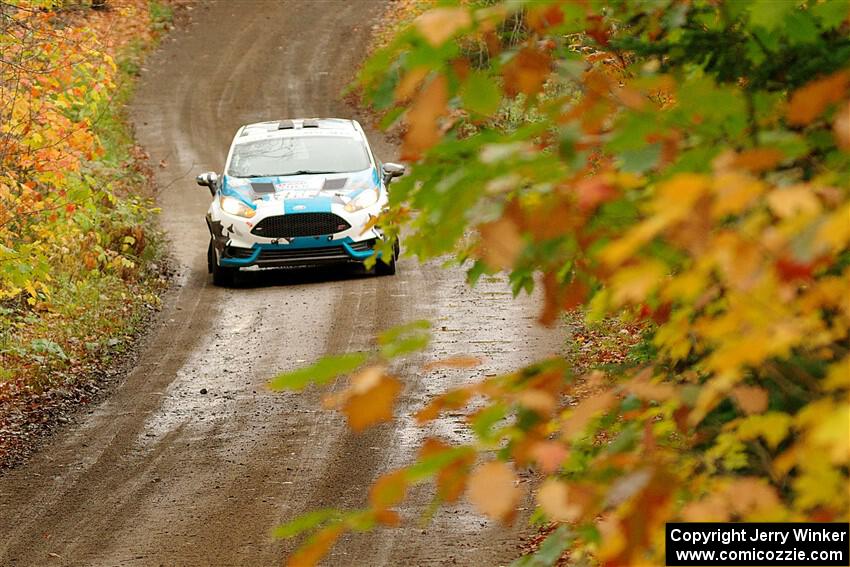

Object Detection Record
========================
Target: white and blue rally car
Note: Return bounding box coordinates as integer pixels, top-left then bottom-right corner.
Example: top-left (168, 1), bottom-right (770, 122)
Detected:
top-left (196, 118), bottom-right (404, 286)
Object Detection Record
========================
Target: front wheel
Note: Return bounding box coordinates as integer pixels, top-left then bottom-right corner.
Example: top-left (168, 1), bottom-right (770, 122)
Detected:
top-left (208, 240), bottom-right (238, 287)
top-left (373, 239), bottom-right (399, 276)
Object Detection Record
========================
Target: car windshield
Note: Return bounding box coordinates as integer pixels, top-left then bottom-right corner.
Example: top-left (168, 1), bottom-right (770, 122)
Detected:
top-left (227, 135), bottom-right (370, 177)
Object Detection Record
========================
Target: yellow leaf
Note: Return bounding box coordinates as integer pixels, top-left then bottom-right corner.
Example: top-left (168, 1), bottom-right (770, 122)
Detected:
top-left (735, 412), bottom-right (793, 449)
top-left (467, 461), bottom-right (520, 522)
top-left (600, 215), bottom-right (668, 267)
top-left (766, 185), bottom-right (822, 219)
top-left (609, 260), bottom-right (667, 306)
top-left (824, 357), bottom-right (850, 390)
top-left (814, 203), bottom-right (850, 255)
top-left (653, 173), bottom-right (711, 219)
top-left (797, 399), bottom-right (850, 464)
top-left (711, 172), bottom-right (766, 218)
top-left (793, 457), bottom-right (846, 511)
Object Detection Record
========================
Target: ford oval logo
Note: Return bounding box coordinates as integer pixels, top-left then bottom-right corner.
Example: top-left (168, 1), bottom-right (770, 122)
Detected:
top-left (293, 204), bottom-right (307, 211)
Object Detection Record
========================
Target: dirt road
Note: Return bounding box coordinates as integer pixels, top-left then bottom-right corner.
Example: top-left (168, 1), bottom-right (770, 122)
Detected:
top-left (0, 2), bottom-right (561, 565)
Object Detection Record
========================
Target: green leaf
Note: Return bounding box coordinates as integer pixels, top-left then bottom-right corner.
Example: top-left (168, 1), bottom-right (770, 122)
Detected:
top-left (471, 402), bottom-right (508, 442)
top-left (268, 352), bottom-right (368, 391)
top-left (747, 0), bottom-right (795, 31)
top-left (784, 10), bottom-right (819, 44)
top-left (406, 446), bottom-right (474, 482)
top-left (811, 0), bottom-right (850, 29)
top-left (461, 72), bottom-right (502, 116)
top-left (272, 509), bottom-right (343, 539)
top-left (510, 526), bottom-right (574, 567)
top-left (618, 143), bottom-right (661, 173)
top-left (378, 320), bottom-right (431, 359)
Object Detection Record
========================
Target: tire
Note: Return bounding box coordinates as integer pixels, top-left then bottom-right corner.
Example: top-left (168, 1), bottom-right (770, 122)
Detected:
top-left (374, 256), bottom-right (396, 276)
top-left (208, 240), bottom-right (238, 287)
top-left (374, 239), bottom-right (399, 276)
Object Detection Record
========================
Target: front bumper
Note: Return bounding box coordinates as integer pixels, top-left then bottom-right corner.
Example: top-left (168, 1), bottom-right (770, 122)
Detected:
top-left (207, 193), bottom-right (389, 270)
top-left (219, 238), bottom-right (377, 268)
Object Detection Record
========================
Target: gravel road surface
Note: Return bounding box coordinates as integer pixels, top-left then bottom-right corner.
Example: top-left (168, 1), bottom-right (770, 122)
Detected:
top-left (0, 2), bottom-right (561, 565)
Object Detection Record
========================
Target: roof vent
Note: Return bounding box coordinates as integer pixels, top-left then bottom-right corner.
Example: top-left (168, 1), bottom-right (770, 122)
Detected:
top-left (277, 120), bottom-right (294, 130)
top-left (302, 119), bottom-right (319, 128)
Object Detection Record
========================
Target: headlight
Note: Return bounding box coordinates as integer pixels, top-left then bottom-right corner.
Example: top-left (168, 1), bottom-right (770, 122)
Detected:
top-left (220, 195), bottom-right (256, 218)
top-left (344, 188), bottom-right (380, 213)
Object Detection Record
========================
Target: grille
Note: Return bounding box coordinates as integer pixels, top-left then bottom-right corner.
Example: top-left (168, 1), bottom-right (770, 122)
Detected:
top-left (259, 246), bottom-right (347, 261)
top-left (251, 213), bottom-right (351, 238)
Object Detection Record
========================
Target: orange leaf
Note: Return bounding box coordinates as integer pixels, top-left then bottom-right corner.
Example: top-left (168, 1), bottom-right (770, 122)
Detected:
top-left (731, 386), bottom-right (769, 415)
top-left (539, 273), bottom-right (588, 326)
top-left (562, 390), bottom-right (616, 439)
top-left (526, 5), bottom-right (564, 31)
top-left (515, 389), bottom-right (556, 417)
top-left (624, 369), bottom-right (677, 402)
top-left (326, 367), bottom-right (403, 431)
top-left (414, 7), bottom-right (472, 47)
top-left (345, 374), bottom-right (402, 431)
top-left (575, 176), bottom-right (618, 213)
top-left (502, 46), bottom-right (551, 97)
top-left (374, 509), bottom-right (401, 526)
top-left (285, 524), bottom-right (344, 567)
top-left (467, 461), bottom-right (520, 522)
top-left (402, 75), bottom-right (448, 161)
top-left (419, 438), bottom-right (474, 502)
top-left (530, 441), bottom-right (569, 474)
top-left (477, 216), bottom-right (523, 270)
top-left (423, 355), bottom-right (482, 370)
top-left (537, 478), bottom-right (583, 522)
top-left (732, 148), bottom-right (784, 173)
top-left (415, 388), bottom-right (472, 423)
top-left (787, 70), bottom-right (850, 126)
top-left (395, 67), bottom-right (430, 103)
top-left (834, 101), bottom-right (850, 150)
top-left (370, 470), bottom-right (408, 510)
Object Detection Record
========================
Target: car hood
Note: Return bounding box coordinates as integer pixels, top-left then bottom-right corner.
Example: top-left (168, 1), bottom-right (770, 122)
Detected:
top-left (219, 168), bottom-right (380, 208)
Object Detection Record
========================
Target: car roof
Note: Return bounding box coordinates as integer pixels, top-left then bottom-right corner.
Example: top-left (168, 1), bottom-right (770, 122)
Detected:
top-left (235, 118), bottom-right (362, 142)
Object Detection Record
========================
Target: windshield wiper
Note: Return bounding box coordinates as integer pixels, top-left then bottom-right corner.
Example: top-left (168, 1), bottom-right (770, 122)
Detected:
top-left (234, 170), bottom-right (344, 178)
top-left (276, 170), bottom-right (340, 176)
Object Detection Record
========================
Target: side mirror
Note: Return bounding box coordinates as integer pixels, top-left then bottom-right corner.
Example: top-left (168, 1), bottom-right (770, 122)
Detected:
top-left (381, 162), bottom-right (405, 185)
top-left (196, 171), bottom-right (219, 195)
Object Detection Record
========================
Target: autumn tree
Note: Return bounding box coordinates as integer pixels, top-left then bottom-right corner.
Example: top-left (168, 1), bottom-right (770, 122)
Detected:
top-left (0, 1), bottom-right (164, 407)
top-left (272, 1), bottom-right (850, 565)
